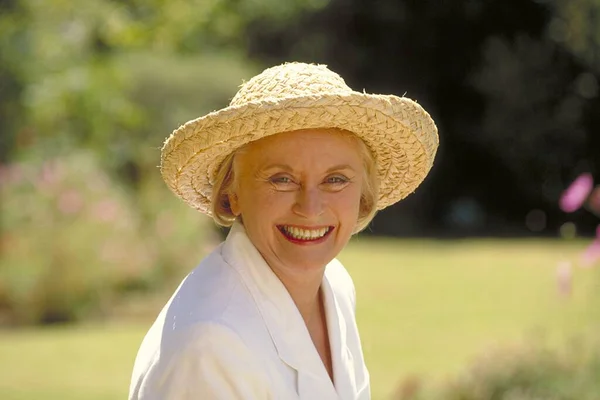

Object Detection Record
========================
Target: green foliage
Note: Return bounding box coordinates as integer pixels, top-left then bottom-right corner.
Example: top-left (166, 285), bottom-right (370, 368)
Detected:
top-left (452, 345), bottom-right (600, 400)
top-left (0, 150), bottom-right (213, 326)
top-left (439, 348), bottom-right (600, 400)
top-left (0, 151), bottom-right (151, 324)
top-left (397, 341), bottom-right (600, 400)
top-left (543, 0), bottom-right (600, 72)
top-left (471, 34), bottom-right (590, 203)
top-left (0, 0), bottom-right (327, 167)
top-left (111, 51), bottom-right (261, 177)
top-left (133, 166), bottom-right (221, 286)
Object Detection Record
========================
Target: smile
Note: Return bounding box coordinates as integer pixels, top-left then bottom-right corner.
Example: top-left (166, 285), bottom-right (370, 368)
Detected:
top-left (277, 225), bottom-right (334, 243)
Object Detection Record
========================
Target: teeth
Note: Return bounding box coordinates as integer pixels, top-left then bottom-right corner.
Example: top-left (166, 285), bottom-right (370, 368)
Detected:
top-left (282, 226), bottom-right (330, 240)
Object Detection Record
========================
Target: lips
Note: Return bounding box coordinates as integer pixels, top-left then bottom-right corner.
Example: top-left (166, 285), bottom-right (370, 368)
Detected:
top-left (277, 225), bottom-right (334, 243)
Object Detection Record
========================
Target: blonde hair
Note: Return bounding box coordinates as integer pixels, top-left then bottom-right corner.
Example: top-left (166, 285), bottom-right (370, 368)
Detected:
top-left (210, 129), bottom-right (379, 234)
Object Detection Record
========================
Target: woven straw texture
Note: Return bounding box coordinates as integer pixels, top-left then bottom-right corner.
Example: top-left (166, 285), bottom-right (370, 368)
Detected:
top-left (160, 62), bottom-right (439, 214)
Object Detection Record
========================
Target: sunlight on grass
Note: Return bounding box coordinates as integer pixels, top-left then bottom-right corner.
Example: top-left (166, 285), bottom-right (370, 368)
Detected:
top-left (0, 324), bottom-right (143, 400)
top-left (0, 238), bottom-right (597, 400)
top-left (341, 237), bottom-right (599, 399)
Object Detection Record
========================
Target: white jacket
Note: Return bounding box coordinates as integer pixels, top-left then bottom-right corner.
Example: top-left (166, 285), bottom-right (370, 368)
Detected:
top-left (129, 221), bottom-right (370, 399)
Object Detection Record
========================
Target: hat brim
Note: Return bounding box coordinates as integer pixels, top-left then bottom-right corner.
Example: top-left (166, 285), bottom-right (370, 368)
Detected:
top-left (160, 91), bottom-right (439, 215)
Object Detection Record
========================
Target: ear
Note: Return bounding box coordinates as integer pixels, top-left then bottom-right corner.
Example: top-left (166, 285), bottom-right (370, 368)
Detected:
top-left (229, 192), bottom-right (241, 216)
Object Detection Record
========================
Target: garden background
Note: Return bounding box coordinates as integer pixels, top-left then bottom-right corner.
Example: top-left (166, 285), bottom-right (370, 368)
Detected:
top-left (1, 0), bottom-right (600, 399)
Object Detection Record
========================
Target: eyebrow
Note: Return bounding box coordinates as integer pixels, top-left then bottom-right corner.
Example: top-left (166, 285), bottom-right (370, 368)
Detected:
top-left (325, 164), bottom-right (356, 173)
top-left (260, 163), bottom-right (294, 173)
top-left (259, 163), bottom-right (356, 173)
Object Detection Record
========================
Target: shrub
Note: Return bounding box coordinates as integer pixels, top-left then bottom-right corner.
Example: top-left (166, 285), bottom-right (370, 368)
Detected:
top-left (0, 149), bottom-right (218, 326)
top-left (0, 151), bottom-right (157, 325)
top-left (396, 340), bottom-right (600, 400)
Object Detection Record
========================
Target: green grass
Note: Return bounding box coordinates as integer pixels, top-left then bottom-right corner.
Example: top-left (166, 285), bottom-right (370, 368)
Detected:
top-left (0, 238), bottom-right (598, 400)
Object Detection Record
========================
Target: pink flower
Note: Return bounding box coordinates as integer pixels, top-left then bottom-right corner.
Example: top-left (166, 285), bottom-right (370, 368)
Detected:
top-left (560, 173), bottom-right (594, 213)
top-left (39, 161), bottom-right (60, 184)
top-left (580, 238), bottom-right (600, 268)
top-left (92, 199), bottom-right (119, 223)
top-left (37, 161), bottom-right (63, 193)
top-left (0, 164), bottom-right (24, 186)
top-left (58, 190), bottom-right (83, 215)
top-left (556, 260), bottom-right (572, 296)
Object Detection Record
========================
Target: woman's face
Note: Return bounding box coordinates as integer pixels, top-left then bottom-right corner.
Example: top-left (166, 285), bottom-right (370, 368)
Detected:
top-left (229, 129), bottom-right (365, 272)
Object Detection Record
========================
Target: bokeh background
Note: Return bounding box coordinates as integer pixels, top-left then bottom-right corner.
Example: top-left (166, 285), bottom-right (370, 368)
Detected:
top-left (1, 0), bottom-right (600, 399)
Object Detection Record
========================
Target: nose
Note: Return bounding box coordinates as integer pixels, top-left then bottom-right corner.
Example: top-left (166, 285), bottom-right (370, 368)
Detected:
top-left (293, 186), bottom-right (324, 218)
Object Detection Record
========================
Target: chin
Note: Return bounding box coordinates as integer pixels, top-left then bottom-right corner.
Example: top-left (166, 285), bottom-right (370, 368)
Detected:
top-left (289, 252), bottom-right (336, 271)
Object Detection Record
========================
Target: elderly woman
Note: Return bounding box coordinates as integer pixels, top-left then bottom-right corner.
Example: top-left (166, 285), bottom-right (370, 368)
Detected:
top-left (129, 62), bottom-right (438, 400)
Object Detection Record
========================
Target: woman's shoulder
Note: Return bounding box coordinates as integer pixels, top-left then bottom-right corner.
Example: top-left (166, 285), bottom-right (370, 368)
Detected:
top-left (167, 245), bottom-right (271, 325)
top-left (137, 244), bottom-right (268, 341)
top-left (130, 247), bottom-right (269, 392)
top-left (129, 319), bottom-right (272, 399)
top-left (168, 248), bottom-right (241, 321)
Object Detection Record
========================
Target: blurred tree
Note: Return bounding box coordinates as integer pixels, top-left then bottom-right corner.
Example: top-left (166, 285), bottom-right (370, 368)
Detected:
top-left (0, 0), bottom-right (328, 180)
top-left (543, 0), bottom-right (600, 72)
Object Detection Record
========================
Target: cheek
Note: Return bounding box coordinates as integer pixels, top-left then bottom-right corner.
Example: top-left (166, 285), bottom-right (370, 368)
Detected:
top-left (241, 188), bottom-right (294, 216)
top-left (331, 187), bottom-right (363, 216)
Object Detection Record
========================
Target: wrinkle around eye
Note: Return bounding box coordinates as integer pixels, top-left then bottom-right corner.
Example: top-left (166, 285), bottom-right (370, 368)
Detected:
top-left (321, 180), bottom-right (353, 193)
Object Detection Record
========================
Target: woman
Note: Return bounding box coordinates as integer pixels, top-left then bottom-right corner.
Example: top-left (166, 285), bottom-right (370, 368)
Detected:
top-left (129, 62), bottom-right (438, 399)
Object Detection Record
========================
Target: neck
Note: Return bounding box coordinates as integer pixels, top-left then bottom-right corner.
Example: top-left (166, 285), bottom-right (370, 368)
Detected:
top-left (270, 264), bottom-right (325, 325)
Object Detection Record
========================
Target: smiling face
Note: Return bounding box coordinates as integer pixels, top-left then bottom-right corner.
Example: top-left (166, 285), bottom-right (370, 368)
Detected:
top-left (228, 128), bottom-right (365, 272)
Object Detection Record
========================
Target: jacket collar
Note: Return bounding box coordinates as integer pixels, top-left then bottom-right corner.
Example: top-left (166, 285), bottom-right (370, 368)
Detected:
top-left (221, 221), bottom-right (357, 399)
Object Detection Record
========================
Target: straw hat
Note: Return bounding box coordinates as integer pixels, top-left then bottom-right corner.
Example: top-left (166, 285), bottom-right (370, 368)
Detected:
top-left (160, 62), bottom-right (439, 214)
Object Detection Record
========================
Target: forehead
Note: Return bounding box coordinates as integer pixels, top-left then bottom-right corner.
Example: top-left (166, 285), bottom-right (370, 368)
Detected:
top-left (243, 128), bottom-right (361, 159)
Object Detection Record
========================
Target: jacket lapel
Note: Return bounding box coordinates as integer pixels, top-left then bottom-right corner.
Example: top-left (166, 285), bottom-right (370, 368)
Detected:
top-left (222, 222), bottom-right (339, 399)
top-left (322, 271), bottom-right (358, 400)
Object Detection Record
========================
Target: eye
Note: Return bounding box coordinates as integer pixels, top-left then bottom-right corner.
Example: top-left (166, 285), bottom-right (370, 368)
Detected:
top-left (325, 175), bottom-right (348, 184)
top-left (267, 174), bottom-right (298, 192)
top-left (270, 175), bottom-right (293, 184)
